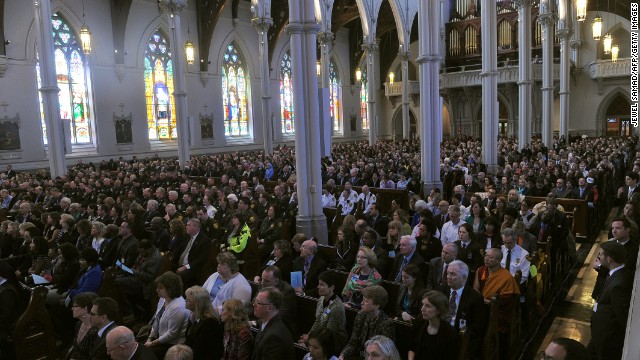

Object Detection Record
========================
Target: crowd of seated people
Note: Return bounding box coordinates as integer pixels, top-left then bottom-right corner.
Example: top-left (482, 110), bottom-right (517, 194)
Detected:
top-left (0, 134), bottom-right (636, 360)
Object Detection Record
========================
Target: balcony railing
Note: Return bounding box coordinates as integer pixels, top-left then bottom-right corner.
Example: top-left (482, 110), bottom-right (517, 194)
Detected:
top-left (589, 58), bottom-right (631, 79)
top-left (439, 63), bottom-right (561, 88)
top-left (384, 81), bottom-right (420, 97)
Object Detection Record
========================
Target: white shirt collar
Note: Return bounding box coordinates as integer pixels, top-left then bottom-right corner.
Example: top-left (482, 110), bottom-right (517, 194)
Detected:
top-left (98, 321), bottom-right (114, 337)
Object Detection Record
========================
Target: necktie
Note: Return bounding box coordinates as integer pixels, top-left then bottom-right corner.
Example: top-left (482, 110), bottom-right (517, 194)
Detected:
top-left (505, 249), bottom-right (512, 269)
top-left (447, 290), bottom-right (457, 325)
top-left (395, 257), bottom-right (409, 282)
top-left (179, 236), bottom-right (196, 265)
top-left (441, 263), bottom-right (449, 287)
top-left (303, 259), bottom-right (310, 286)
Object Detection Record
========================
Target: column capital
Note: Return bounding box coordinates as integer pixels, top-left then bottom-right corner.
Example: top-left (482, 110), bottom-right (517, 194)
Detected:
top-left (317, 32), bottom-right (335, 45)
top-left (556, 28), bottom-right (573, 40)
top-left (252, 17), bottom-right (273, 33)
top-left (537, 12), bottom-right (557, 27)
top-left (512, 0), bottom-right (531, 9)
top-left (362, 42), bottom-right (379, 54)
top-left (158, 0), bottom-right (187, 15)
top-left (569, 39), bottom-right (583, 49)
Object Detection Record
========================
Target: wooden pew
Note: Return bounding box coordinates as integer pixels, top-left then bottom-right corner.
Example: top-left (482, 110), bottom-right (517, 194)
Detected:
top-left (317, 244), bottom-right (337, 267)
top-left (482, 296), bottom-right (500, 360)
top-left (458, 328), bottom-right (470, 360)
top-left (13, 286), bottom-right (57, 360)
top-left (525, 196), bottom-right (588, 238)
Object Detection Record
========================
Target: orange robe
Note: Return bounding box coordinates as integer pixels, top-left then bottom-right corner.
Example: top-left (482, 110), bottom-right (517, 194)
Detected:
top-left (481, 267), bottom-right (520, 333)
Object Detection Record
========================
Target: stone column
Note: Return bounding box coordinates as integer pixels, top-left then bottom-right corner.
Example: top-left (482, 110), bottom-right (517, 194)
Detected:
top-left (252, 17), bottom-right (274, 154)
top-left (318, 31), bottom-right (334, 155)
top-left (287, 0), bottom-right (327, 243)
top-left (399, 51), bottom-right (410, 139)
top-left (481, 0), bottom-right (499, 173)
top-left (557, 28), bottom-right (571, 139)
top-left (362, 42), bottom-right (379, 145)
top-left (159, 0), bottom-right (190, 168)
top-left (514, 0), bottom-right (533, 149)
top-left (34, 0), bottom-right (67, 177)
top-left (538, 0), bottom-right (555, 147)
top-left (418, 0), bottom-right (442, 193)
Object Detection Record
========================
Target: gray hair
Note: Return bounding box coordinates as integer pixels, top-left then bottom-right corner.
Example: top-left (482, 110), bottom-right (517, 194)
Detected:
top-left (448, 260), bottom-right (470, 280)
top-left (500, 227), bottom-right (517, 240)
top-left (400, 235), bottom-right (417, 250)
top-left (365, 335), bottom-right (401, 360)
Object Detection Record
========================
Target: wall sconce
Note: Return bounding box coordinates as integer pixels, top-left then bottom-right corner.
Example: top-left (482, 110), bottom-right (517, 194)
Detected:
top-left (592, 15), bottom-right (602, 40)
top-left (355, 67), bottom-right (362, 83)
top-left (576, 0), bottom-right (587, 21)
top-left (317, 61), bottom-right (321, 77)
top-left (611, 44), bottom-right (619, 62)
top-left (388, 71), bottom-right (395, 85)
top-left (603, 33), bottom-right (612, 54)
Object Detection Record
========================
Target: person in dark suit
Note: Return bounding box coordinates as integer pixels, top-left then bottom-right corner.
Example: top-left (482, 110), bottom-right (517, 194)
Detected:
top-left (482, 188), bottom-right (498, 212)
top-left (427, 243), bottom-right (459, 293)
top-left (253, 266), bottom-right (299, 338)
top-left (453, 224), bottom-right (484, 273)
top-left (99, 224), bottom-right (121, 270)
top-left (591, 217), bottom-right (639, 300)
top-left (90, 297), bottom-right (120, 360)
top-left (569, 178), bottom-right (594, 202)
top-left (116, 221), bottom-right (139, 267)
top-left (293, 240), bottom-right (328, 297)
top-left (388, 236), bottom-right (425, 283)
top-left (588, 241), bottom-right (632, 360)
top-left (361, 229), bottom-right (390, 278)
top-left (106, 326), bottom-right (158, 360)
top-left (614, 172), bottom-right (640, 211)
top-left (365, 204), bottom-right (389, 240)
top-left (446, 260), bottom-right (487, 360)
top-left (173, 219), bottom-right (212, 289)
top-left (251, 287), bottom-right (295, 360)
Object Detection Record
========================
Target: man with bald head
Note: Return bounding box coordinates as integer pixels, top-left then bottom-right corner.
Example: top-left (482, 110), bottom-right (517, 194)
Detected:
top-left (292, 239), bottom-right (327, 297)
top-left (106, 326), bottom-right (158, 360)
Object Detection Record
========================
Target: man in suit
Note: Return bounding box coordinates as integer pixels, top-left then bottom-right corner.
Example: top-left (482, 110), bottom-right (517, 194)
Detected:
top-left (255, 266), bottom-right (299, 338)
top-left (434, 201), bottom-right (450, 231)
top-left (115, 239), bottom-right (162, 316)
top-left (106, 326), bottom-right (158, 360)
top-left (116, 222), bottom-right (139, 267)
top-left (252, 287), bottom-right (295, 360)
top-left (615, 172), bottom-right (640, 211)
top-left (174, 218), bottom-right (212, 289)
top-left (293, 240), bottom-right (328, 297)
top-left (570, 177), bottom-right (594, 202)
top-left (388, 236), bottom-right (425, 283)
top-left (588, 241), bottom-right (632, 360)
top-left (482, 187), bottom-right (498, 212)
top-left (446, 260), bottom-right (487, 360)
top-left (99, 224), bottom-right (121, 270)
top-left (90, 297), bottom-right (119, 360)
top-left (428, 243), bottom-right (459, 292)
top-left (361, 229), bottom-right (389, 278)
top-left (552, 178), bottom-right (572, 198)
top-left (365, 203), bottom-right (388, 240)
top-left (591, 217), bottom-right (639, 300)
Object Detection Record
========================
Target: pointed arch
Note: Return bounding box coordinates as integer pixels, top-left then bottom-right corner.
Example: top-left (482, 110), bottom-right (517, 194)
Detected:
top-left (36, 12), bottom-right (93, 145)
top-left (329, 58), bottom-right (342, 134)
top-left (143, 28), bottom-right (176, 140)
top-left (359, 64), bottom-right (369, 130)
top-left (280, 49), bottom-right (294, 135)
top-left (596, 88), bottom-right (632, 136)
top-left (221, 41), bottom-right (250, 137)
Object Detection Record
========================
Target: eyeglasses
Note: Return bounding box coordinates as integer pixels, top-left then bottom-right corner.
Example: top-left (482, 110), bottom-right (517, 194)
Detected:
top-left (253, 301), bottom-right (272, 307)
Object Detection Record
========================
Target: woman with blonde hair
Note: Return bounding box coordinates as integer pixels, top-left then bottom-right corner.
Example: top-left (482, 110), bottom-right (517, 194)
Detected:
top-left (342, 247), bottom-right (382, 309)
top-left (221, 299), bottom-right (253, 360)
top-left (385, 220), bottom-right (408, 253)
top-left (184, 286), bottom-right (223, 360)
top-left (90, 221), bottom-right (106, 252)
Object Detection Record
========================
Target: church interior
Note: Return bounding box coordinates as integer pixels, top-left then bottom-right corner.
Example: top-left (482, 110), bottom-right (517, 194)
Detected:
top-left (0, 0), bottom-right (637, 359)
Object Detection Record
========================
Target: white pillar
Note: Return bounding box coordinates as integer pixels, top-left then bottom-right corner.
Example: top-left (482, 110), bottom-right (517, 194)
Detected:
top-left (418, 0), bottom-right (442, 192)
top-left (481, 0), bottom-right (499, 173)
top-left (399, 51), bottom-right (410, 139)
top-left (34, 0), bottom-right (67, 177)
top-left (363, 42), bottom-right (378, 145)
top-left (318, 32), bottom-right (334, 155)
top-left (558, 28), bottom-right (571, 139)
top-left (538, 1), bottom-right (555, 148)
top-left (287, 0), bottom-right (327, 243)
top-left (252, 18), bottom-right (274, 154)
top-left (515, 0), bottom-right (533, 149)
top-left (160, 1), bottom-right (190, 168)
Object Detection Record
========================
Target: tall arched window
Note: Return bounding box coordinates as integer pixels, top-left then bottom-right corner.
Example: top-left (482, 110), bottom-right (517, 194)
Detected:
top-left (222, 42), bottom-right (250, 137)
top-left (360, 67), bottom-right (369, 130)
top-left (37, 13), bottom-right (92, 145)
top-left (144, 29), bottom-right (176, 140)
top-left (329, 60), bottom-right (342, 133)
top-left (280, 50), bottom-right (294, 134)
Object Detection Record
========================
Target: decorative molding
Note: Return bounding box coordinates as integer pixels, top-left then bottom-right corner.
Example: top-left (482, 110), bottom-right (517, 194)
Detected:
top-left (440, 64), bottom-right (561, 89)
top-left (115, 64), bottom-right (125, 83)
top-left (158, 0), bottom-right (188, 14)
top-left (589, 58), bottom-right (631, 80)
top-left (199, 71), bottom-right (209, 87)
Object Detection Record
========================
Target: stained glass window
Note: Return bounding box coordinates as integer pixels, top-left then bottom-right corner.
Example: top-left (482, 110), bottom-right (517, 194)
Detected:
top-left (329, 60), bottom-right (342, 133)
top-left (280, 50), bottom-right (294, 134)
top-left (222, 42), bottom-right (249, 136)
top-left (37, 13), bottom-right (92, 145)
top-left (360, 67), bottom-right (369, 130)
top-left (144, 29), bottom-right (176, 140)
